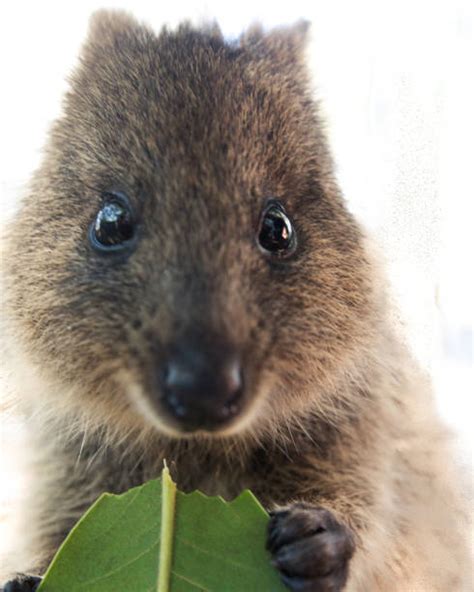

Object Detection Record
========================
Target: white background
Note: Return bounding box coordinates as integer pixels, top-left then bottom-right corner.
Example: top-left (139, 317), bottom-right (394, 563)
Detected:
top-left (0, 0), bottom-right (472, 545)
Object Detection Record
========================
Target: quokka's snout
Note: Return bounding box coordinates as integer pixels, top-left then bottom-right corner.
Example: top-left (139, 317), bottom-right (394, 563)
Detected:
top-left (153, 333), bottom-right (245, 433)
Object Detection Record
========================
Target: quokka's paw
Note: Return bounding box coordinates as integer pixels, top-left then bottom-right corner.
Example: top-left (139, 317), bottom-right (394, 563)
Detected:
top-left (1, 575), bottom-right (42, 592)
top-left (267, 503), bottom-right (355, 592)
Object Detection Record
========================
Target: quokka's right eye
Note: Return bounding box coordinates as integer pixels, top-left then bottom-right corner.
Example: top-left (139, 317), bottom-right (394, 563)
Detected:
top-left (89, 192), bottom-right (137, 253)
top-left (257, 200), bottom-right (296, 258)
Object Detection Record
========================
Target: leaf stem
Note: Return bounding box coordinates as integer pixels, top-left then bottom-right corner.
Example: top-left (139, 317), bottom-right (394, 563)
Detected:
top-left (157, 464), bottom-right (177, 592)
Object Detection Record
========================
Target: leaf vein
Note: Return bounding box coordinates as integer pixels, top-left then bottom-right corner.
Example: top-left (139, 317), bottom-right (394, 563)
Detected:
top-left (172, 570), bottom-right (209, 591)
top-left (175, 536), bottom-right (263, 573)
top-left (74, 540), bottom-right (160, 587)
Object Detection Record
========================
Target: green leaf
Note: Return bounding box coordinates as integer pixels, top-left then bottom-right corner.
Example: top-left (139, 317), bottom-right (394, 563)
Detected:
top-left (37, 467), bottom-right (286, 592)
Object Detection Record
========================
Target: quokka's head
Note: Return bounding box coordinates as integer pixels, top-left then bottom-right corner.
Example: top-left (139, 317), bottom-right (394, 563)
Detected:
top-left (4, 11), bottom-right (374, 440)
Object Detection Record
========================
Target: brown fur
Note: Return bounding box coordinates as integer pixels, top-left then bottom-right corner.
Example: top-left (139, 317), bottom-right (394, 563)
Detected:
top-left (1, 10), bottom-right (470, 590)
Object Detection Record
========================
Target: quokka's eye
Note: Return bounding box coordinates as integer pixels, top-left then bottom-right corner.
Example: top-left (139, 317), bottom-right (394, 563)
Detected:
top-left (89, 192), bottom-right (136, 253)
top-left (257, 200), bottom-right (296, 256)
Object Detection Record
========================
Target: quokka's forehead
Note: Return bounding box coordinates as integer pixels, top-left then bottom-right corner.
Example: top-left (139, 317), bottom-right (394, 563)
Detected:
top-left (42, 13), bottom-right (329, 226)
top-left (63, 13), bottom-right (314, 143)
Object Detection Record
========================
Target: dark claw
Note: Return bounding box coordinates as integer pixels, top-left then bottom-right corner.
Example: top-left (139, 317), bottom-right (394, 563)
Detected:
top-left (267, 503), bottom-right (355, 592)
top-left (267, 503), bottom-right (335, 553)
top-left (2, 575), bottom-right (42, 592)
top-left (280, 568), bottom-right (349, 592)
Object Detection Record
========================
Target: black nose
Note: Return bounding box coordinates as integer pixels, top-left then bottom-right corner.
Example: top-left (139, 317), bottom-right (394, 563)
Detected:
top-left (161, 342), bottom-right (244, 432)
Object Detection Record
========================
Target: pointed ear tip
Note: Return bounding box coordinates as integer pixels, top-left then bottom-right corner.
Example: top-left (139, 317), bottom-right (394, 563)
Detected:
top-left (268, 19), bottom-right (312, 49)
top-left (241, 20), bottom-right (311, 47)
top-left (295, 19), bottom-right (311, 34)
top-left (290, 19), bottom-right (312, 44)
top-left (87, 9), bottom-right (137, 38)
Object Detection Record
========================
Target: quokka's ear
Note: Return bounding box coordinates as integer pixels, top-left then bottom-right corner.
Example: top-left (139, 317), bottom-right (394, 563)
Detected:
top-left (79, 9), bottom-right (155, 64)
top-left (240, 20), bottom-right (311, 69)
top-left (67, 9), bottom-right (156, 98)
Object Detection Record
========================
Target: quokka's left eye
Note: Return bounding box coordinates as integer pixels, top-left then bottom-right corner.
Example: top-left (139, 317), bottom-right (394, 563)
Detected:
top-left (257, 200), bottom-right (296, 257)
top-left (89, 192), bottom-right (136, 253)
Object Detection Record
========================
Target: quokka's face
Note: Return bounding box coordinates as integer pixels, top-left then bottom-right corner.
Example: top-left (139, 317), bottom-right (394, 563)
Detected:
top-left (4, 12), bottom-right (372, 439)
